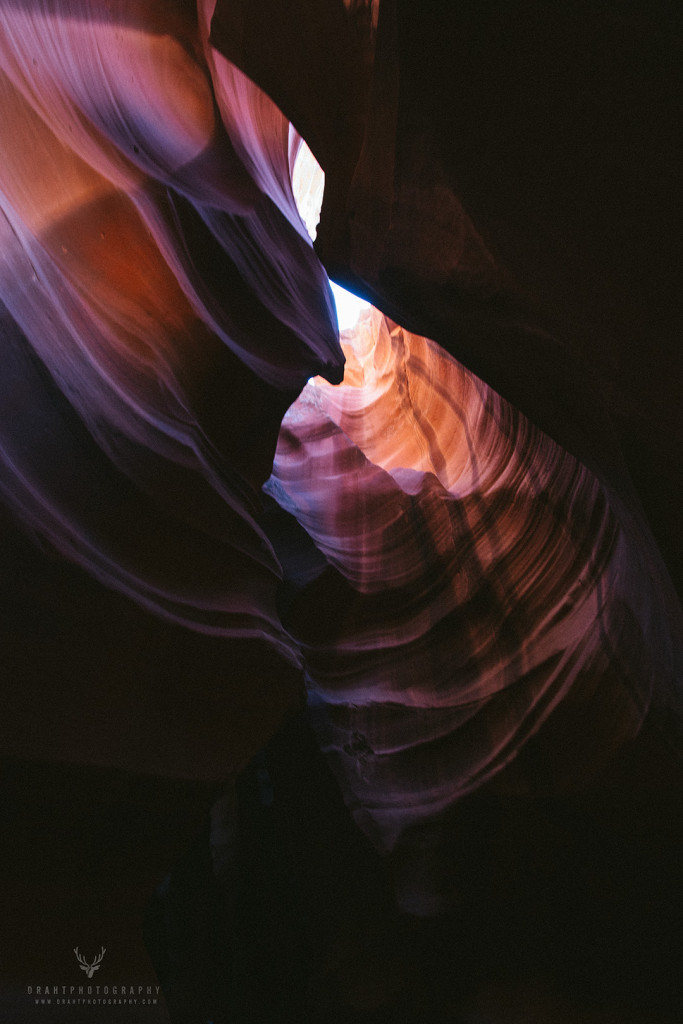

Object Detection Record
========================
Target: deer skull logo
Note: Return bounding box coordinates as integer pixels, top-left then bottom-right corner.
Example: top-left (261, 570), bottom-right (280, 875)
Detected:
top-left (74, 947), bottom-right (106, 978)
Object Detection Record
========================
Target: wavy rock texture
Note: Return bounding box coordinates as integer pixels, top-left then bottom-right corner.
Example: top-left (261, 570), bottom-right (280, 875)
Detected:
top-left (0, 0), bottom-right (343, 656)
top-left (266, 310), bottom-right (681, 908)
top-left (0, 1), bottom-right (682, 917)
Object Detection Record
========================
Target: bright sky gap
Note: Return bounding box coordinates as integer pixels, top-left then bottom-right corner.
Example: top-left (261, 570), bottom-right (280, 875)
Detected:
top-left (329, 280), bottom-right (370, 331)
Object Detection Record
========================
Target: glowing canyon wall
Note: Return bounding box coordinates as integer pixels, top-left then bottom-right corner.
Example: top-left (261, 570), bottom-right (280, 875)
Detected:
top-left (0, 0), bottom-right (681, 913)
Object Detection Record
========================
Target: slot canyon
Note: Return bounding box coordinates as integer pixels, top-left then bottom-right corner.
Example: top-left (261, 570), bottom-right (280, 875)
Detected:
top-left (0, 2), bottom-right (681, 1021)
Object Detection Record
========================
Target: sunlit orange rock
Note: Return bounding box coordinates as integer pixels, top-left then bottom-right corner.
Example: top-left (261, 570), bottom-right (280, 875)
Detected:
top-left (266, 307), bottom-right (681, 909)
